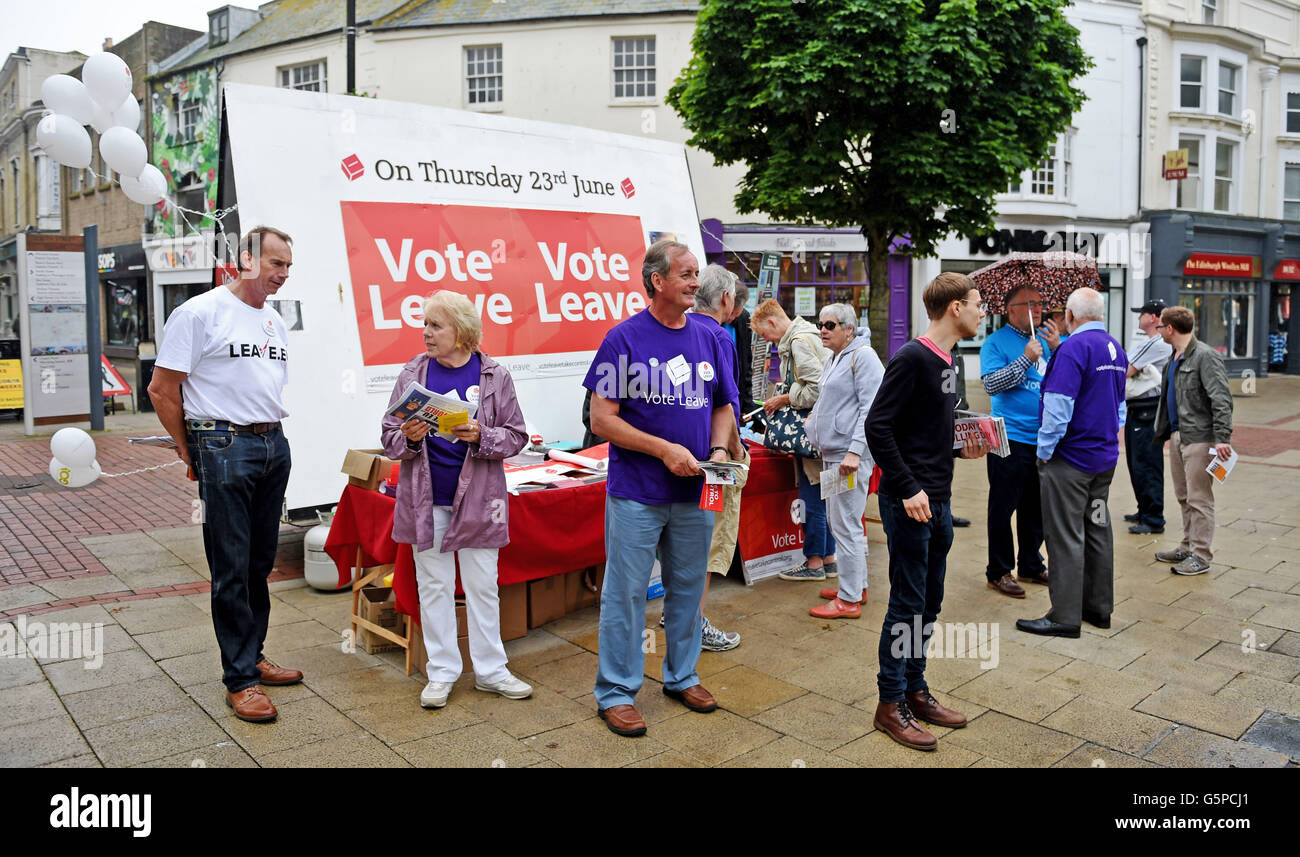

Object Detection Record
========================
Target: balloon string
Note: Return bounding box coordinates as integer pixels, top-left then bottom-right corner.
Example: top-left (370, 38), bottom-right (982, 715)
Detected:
top-left (101, 460), bottom-right (186, 478)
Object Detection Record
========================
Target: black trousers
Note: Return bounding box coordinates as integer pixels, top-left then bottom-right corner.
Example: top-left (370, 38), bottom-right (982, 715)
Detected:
top-left (1124, 401), bottom-right (1165, 528)
top-left (985, 439), bottom-right (1046, 582)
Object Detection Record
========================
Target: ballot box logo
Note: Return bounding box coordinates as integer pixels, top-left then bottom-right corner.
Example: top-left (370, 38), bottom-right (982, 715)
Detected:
top-left (341, 154), bottom-right (365, 181)
top-left (620, 177), bottom-right (636, 198)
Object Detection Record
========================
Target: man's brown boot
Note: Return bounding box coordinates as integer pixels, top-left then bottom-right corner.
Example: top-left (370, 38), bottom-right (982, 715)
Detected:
top-left (873, 700), bottom-right (936, 751)
top-left (905, 689), bottom-right (967, 728)
top-left (226, 686), bottom-right (277, 723)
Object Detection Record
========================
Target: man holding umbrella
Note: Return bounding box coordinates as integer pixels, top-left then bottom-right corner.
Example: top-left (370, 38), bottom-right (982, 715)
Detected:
top-left (978, 284), bottom-right (1059, 598)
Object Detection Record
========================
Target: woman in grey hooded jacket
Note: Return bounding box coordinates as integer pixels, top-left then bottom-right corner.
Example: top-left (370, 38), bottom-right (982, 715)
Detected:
top-left (803, 304), bottom-right (885, 618)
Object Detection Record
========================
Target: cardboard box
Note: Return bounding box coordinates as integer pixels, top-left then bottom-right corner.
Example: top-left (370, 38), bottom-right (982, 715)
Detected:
top-left (408, 598), bottom-right (468, 675)
top-left (356, 584), bottom-right (403, 653)
top-left (341, 448), bottom-right (398, 491)
top-left (528, 575), bottom-right (566, 628)
top-left (564, 565), bottom-right (604, 613)
top-left (499, 581), bottom-right (528, 641)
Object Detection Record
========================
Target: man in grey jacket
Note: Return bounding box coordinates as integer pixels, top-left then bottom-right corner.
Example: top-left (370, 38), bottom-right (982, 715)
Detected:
top-left (1152, 305), bottom-right (1234, 575)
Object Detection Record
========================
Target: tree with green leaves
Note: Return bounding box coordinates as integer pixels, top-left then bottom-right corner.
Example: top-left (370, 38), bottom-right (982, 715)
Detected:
top-left (668, 0), bottom-right (1092, 359)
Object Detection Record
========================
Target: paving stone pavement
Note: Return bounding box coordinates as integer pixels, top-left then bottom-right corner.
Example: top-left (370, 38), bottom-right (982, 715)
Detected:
top-left (1, 379), bottom-right (1298, 767)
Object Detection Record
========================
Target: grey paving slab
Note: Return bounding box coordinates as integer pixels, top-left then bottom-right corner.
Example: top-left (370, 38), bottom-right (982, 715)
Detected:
top-left (187, 678), bottom-right (318, 722)
top-left (259, 731), bottom-right (411, 767)
top-left (157, 649), bottom-right (225, 688)
top-left (0, 584), bottom-right (57, 612)
top-left (751, 691), bottom-right (878, 752)
top-left (0, 715), bottom-right (93, 766)
top-left (44, 648), bottom-right (163, 695)
top-left (108, 598), bottom-right (210, 635)
top-left (1051, 744), bottom-right (1160, 768)
top-left (218, 697), bottom-right (360, 757)
top-left (111, 566), bottom-right (204, 590)
top-left (61, 675), bottom-right (194, 730)
top-left (39, 754), bottom-right (104, 768)
top-left (521, 718), bottom-right (668, 768)
top-left (395, 722), bottom-right (542, 768)
top-left (36, 575), bottom-right (131, 599)
top-left (133, 741), bottom-right (257, 768)
top-left (82, 702), bottom-right (228, 767)
top-left (721, 735), bottom-right (858, 768)
top-left (26, 620), bottom-right (135, 666)
top-left (0, 645), bottom-right (47, 690)
top-left (1144, 726), bottom-right (1291, 767)
top-left (263, 619), bottom-right (343, 653)
top-left (0, 680), bottom-right (66, 728)
top-left (343, 699), bottom-right (483, 746)
top-left (133, 624), bottom-right (216, 661)
top-left (305, 665), bottom-right (423, 711)
top-left (1238, 711), bottom-right (1300, 761)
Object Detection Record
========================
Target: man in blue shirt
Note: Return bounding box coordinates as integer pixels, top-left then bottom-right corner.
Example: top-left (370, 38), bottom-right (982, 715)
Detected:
top-left (1018, 288), bottom-right (1128, 637)
top-left (979, 286), bottom-right (1060, 598)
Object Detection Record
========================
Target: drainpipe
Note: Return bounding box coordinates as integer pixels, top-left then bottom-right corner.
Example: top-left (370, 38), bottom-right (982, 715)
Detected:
top-left (346, 0), bottom-right (356, 94)
top-left (1136, 37), bottom-right (1147, 215)
top-left (1258, 65), bottom-right (1278, 217)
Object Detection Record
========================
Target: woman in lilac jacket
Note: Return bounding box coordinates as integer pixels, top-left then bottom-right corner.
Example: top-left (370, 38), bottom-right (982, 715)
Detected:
top-left (381, 291), bottom-right (530, 710)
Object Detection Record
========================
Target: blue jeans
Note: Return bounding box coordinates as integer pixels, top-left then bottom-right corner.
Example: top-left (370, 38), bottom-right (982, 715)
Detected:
top-left (188, 428), bottom-right (291, 693)
top-left (795, 458), bottom-right (836, 558)
top-left (595, 495), bottom-right (712, 710)
top-left (876, 492), bottom-right (952, 703)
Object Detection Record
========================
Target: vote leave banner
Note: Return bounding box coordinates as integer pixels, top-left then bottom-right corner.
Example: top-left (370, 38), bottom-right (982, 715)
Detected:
top-left (221, 83), bottom-right (703, 512)
top-left (340, 202), bottom-right (648, 366)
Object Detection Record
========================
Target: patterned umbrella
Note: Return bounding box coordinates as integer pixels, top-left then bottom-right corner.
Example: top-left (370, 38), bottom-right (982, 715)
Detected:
top-left (969, 251), bottom-right (1105, 315)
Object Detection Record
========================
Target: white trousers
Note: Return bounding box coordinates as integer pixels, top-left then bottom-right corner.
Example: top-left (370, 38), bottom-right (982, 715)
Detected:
top-left (413, 505), bottom-right (509, 684)
top-left (822, 458), bottom-right (869, 601)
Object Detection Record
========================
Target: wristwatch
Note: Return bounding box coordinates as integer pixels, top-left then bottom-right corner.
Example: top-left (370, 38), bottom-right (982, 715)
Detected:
top-left (709, 446), bottom-right (728, 458)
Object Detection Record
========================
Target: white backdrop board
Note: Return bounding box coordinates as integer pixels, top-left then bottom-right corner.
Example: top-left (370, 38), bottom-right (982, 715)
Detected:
top-left (220, 84), bottom-right (705, 513)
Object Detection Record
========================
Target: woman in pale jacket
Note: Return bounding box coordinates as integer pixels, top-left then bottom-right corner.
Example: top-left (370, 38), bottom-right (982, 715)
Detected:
top-left (381, 291), bottom-right (531, 710)
top-left (752, 299), bottom-right (835, 580)
top-left (803, 303), bottom-right (885, 619)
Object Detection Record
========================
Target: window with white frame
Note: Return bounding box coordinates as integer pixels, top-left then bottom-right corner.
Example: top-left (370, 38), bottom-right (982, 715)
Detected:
top-left (1284, 165), bottom-right (1300, 220)
top-left (180, 99), bottom-right (200, 143)
top-left (279, 61), bottom-right (326, 92)
top-left (1176, 135), bottom-right (1202, 209)
top-left (1004, 133), bottom-right (1072, 201)
top-left (612, 37), bottom-right (656, 100)
top-left (1218, 63), bottom-right (1239, 116)
top-left (1202, 0), bottom-right (1218, 25)
top-left (465, 46), bottom-right (502, 106)
top-left (1213, 138), bottom-right (1236, 211)
top-left (1181, 56), bottom-right (1204, 110)
top-left (209, 11), bottom-right (228, 48)
top-left (1287, 91), bottom-right (1300, 133)
top-left (1175, 44), bottom-right (1246, 119)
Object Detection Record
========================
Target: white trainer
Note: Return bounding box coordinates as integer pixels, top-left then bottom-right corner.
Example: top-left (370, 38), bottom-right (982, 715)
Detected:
top-left (475, 673), bottom-right (533, 699)
top-left (420, 680), bottom-right (452, 709)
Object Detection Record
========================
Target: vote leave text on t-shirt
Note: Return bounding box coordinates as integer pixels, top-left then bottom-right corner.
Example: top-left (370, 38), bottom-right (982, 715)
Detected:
top-left (155, 286), bottom-right (290, 424)
top-left (583, 309), bottom-right (738, 505)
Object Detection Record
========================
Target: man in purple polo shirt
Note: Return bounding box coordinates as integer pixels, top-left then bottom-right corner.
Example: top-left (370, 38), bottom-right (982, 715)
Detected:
top-left (583, 239), bottom-right (738, 738)
top-left (1017, 288), bottom-right (1128, 638)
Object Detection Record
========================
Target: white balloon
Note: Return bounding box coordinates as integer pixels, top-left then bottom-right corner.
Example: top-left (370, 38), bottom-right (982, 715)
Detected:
top-left (82, 52), bottom-right (132, 111)
top-left (50, 427), bottom-right (97, 467)
top-left (99, 126), bottom-right (146, 178)
top-left (49, 457), bottom-right (102, 489)
top-left (41, 74), bottom-right (96, 125)
top-left (112, 94), bottom-right (140, 131)
top-left (89, 102), bottom-right (114, 134)
top-left (36, 113), bottom-right (91, 169)
top-left (119, 164), bottom-right (167, 206)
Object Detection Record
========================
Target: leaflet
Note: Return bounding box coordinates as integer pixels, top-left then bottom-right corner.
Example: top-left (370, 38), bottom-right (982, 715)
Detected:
top-left (127, 436), bottom-right (178, 449)
top-left (819, 468), bottom-right (856, 500)
top-left (697, 459), bottom-right (749, 485)
top-left (953, 410), bottom-right (1010, 457)
top-left (385, 381), bottom-right (478, 442)
top-left (1206, 449), bottom-right (1238, 484)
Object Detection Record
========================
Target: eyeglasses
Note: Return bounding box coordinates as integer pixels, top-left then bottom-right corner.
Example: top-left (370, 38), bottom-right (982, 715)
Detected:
top-left (1155, 324), bottom-right (1168, 330)
top-left (1008, 301), bottom-right (1044, 309)
top-left (959, 298), bottom-right (989, 314)
top-left (815, 321), bottom-right (840, 331)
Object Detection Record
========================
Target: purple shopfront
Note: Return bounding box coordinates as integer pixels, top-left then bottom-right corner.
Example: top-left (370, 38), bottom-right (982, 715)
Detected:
top-left (701, 220), bottom-right (914, 357)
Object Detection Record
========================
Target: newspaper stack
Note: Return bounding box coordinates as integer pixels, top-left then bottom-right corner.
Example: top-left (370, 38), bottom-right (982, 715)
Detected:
top-left (953, 410), bottom-right (1010, 457)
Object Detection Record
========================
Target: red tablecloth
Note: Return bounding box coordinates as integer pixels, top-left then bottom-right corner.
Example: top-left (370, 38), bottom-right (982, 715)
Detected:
top-left (324, 481), bottom-right (607, 618)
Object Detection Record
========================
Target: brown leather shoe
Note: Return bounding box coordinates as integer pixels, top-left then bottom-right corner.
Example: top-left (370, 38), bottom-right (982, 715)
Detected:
top-left (226, 686), bottom-right (277, 722)
top-left (905, 689), bottom-right (967, 728)
top-left (988, 573), bottom-right (1026, 598)
top-left (663, 683), bottom-right (718, 713)
top-left (598, 704), bottom-right (647, 737)
top-left (1018, 569), bottom-right (1049, 585)
top-left (257, 658), bottom-right (303, 686)
top-left (873, 700), bottom-right (936, 751)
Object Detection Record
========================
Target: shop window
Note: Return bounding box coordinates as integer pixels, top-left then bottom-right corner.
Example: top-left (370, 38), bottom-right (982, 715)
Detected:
top-left (1181, 278), bottom-right (1254, 358)
top-left (105, 281), bottom-right (139, 347)
top-left (1284, 165), bottom-right (1300, 220)
top-left (465, 46), bottom-right (503, 107)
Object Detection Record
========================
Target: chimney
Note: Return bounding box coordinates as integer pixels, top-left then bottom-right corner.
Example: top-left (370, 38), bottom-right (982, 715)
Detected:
top-left (103, 37), bottom-right (114, 50)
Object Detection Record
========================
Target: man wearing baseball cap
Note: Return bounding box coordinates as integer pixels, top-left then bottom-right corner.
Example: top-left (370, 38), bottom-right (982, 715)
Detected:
top-left (1123, 299), bottom-right (1173, 534)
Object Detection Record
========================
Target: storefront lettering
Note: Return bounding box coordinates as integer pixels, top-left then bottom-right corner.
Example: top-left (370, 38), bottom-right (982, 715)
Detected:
top-left (969, 229), bottom-right (1104, 257)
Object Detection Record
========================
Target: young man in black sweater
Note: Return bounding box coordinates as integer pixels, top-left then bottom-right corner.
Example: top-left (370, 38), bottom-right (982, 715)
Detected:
top-left (867, 272), bottom-right (990, 751)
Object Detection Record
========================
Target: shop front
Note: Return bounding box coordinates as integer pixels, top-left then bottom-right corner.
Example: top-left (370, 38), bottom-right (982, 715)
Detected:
top-left (702, 220), bottom-right (913, 356)
top-left (98, 244), bottom-right (148, 399)
top-left (1145, 212), bottom-right (1299, 377)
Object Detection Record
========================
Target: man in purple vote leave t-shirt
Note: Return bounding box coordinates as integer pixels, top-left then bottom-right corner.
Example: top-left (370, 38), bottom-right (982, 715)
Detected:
top-left (582, 239), bottom-right (738, 739)
top-left (1018, 288), bottom-right (1128, 639)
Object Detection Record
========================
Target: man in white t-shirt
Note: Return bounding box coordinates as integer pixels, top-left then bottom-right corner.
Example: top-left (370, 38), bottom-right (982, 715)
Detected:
top-left (148, 225), bottom-right (300, 723)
